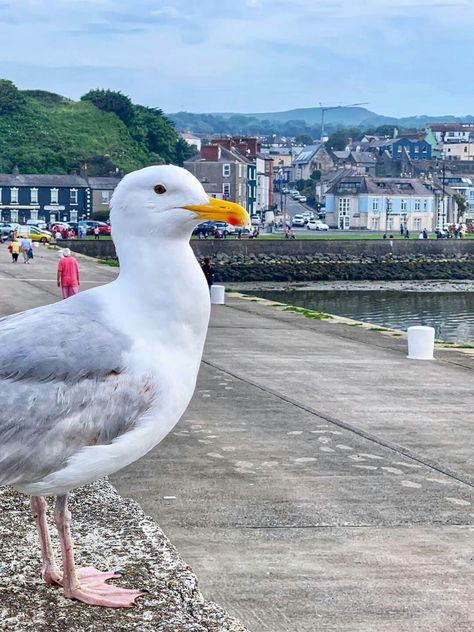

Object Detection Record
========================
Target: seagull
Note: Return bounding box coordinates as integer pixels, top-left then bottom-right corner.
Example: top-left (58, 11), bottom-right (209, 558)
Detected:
top-left (0, 165), bottom-right (249, 608)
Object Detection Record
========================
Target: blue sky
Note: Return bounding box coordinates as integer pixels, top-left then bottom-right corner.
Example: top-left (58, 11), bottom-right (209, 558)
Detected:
top-left (0, 0), bottom-right (470, 116)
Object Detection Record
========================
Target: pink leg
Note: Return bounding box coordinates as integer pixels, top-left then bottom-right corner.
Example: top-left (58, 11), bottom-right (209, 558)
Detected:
top-left (54, 494), bottom-right (144, 608)
top-left (30, 496), bottom-right (63, 586)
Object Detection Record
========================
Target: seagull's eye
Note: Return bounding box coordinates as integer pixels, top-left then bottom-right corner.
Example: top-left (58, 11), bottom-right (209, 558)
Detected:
top-left (154, 184), bottom-right (167, 195)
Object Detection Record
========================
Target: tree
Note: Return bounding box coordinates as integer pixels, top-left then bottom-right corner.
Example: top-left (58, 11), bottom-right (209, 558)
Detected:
top-left (295, 134), bottom-right (314, 146)
top-left (310, 170), bottom-right (321, 181)
top-left (453, 193), bottom-right (468, 221)
top-left (0, 79), bottom-right (25, 114)
top-left (81, 89), bottom-right (135, 126)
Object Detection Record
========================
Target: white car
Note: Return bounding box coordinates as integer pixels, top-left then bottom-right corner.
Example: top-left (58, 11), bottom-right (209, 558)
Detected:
top-left (291, 214), bottom-right (306, 227)
top-left (298, 196), bottom-right (307, 203)
top-left (250, 215), bottom-right (261, 226)
top-left (307, 220), bottom-right (329, 231)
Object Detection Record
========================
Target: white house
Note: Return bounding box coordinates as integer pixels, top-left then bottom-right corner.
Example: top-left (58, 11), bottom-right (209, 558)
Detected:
top-left (325, 176), bottom-right (437, 231)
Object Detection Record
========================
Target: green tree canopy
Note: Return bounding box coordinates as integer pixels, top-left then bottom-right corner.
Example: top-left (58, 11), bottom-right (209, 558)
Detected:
top-left (0, 79), bottom-right (26, 114)
top-left (81, 89), bottom-right (135, 126)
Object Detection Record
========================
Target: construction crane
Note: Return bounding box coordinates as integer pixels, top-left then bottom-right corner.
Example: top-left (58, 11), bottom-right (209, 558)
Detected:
top-left (318, 102), bottom-right (368, 141)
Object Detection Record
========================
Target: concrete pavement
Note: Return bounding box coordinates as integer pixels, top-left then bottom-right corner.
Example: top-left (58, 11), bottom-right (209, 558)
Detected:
top-left (0, 247), bottom-right (472, 631)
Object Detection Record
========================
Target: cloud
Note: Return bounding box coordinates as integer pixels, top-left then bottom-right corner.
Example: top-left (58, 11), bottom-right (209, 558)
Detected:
top-left (0, 0), bottom-right (470, 116)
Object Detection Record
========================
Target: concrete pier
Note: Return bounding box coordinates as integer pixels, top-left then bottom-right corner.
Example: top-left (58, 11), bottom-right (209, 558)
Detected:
top-left (0, 247), bottom-right (472, 631)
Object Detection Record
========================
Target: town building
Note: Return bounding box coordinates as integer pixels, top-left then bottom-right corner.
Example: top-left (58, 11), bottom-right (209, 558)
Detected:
top-left (180, 132), bottom-right (202, 152)
top-left (325, 175), bottom-right (437, 231)
top-left (184, 145), bottom-right (249, 210)
top-left (292, 143), bottom-right (335, 180)
top-left (0, 171), bottom-right (91, 224)
top-left (331, 150), bottom-right (377, 175)
top-left (88, 176), bottom-right (121, 215)
top-left (443, 143), bottom-right (474, 161)
top-left (428, 124), bottom-right (474, 145)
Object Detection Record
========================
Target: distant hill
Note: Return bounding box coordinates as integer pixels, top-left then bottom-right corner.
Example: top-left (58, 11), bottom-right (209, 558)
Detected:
top-left (169, 106), bottom-right (474, 137)
top-left (0, 80), bottom-right (195, 175)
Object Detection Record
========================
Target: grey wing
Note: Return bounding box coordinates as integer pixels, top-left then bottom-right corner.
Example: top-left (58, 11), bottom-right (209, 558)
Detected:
top-left (0, 294), bottom-right (156, 488)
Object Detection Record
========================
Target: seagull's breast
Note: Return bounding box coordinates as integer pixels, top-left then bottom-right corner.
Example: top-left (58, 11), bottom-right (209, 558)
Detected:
top-left (19, 250), bottom-right (211, 496)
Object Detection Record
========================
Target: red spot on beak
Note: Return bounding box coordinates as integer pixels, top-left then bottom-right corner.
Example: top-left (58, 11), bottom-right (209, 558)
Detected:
top-left (228, 217), bottom-right (239, 226)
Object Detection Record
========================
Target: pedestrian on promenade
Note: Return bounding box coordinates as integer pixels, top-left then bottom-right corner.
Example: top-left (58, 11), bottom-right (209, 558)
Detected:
top-left (423, 228), bottom-right (428, 239)
top-left (20, 236), bottom-right (32, 263)
top-left (93, 226), bottom-right (100, 240)
top-left (9, 239), bottom-right (20, 262)
top-left (404, 228), bottom-right (410, 239)
top-left (201, 256), bottom-right (214, 290)
top-left (57, 248), bottom-right (80, 299)
top-left (400, 223), bottom-right (404, 236)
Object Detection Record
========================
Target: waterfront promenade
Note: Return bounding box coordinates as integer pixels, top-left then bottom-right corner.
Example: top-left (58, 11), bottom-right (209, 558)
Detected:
top-left (0, 247), bottom-right (472, 631)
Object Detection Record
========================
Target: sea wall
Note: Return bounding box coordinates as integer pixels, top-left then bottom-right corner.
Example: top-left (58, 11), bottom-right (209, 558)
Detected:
top-left (63, 239), bottom-right (474, 282)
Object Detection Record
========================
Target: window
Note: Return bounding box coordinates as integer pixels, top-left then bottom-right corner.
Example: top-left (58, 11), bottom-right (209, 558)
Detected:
top-left (50, 188), bottom-right (59, 204)
top-left (0, 188), bottom-right (2, 203)
top-left (30, 188), bottom-right (38, 204)
top-left (423, 199), bottom-right (428, 210)
top-left (338, 198), bottom-right (350, 213)
top-left (223, 164), bottom-right (231, 177)
top-left (70, 188), bottom-right (78, 204)
top-left (465, 146), bottom-right (468, 153)
top-left (223, 183), bottom-right (231, 197)
top-left (387, 217), bottom-right (393, 230)
top-left (401, 199), bottom-right (407, 211)
top-left (413, 218), bottom-right (421, 231)
top-left (372, 199), bottom-right (379, 211)
top-left (386, 199), bottom-right (392, 211)
top-left (30, 209), bottom-right (38, 221)
top-left (371, 217), bottom-right (379, 230)
top-left (101, 191), bottom-right (110, 204)
top-left (10, 187), bottom-right (18, 204)
top-left (414, 199), bottom-right (420, 210)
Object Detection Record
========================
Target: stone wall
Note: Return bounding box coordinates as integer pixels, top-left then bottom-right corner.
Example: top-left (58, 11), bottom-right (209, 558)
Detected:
top-left (63, 238), bottom-right (474, 282)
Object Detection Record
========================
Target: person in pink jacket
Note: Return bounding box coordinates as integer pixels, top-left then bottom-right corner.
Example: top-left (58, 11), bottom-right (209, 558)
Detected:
top-left (57, 248), bottom-right (80, 299)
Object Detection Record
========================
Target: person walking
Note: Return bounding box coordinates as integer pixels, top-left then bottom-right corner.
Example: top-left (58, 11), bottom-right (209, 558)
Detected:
top-left (57, 248), bottom-right (80, 299)
top-left (201, 256), bottom-right (214, 290)
top-left (9, 238), bottom-right (20, 262)
top-left (20, 235), bottom-right (32, 263)
top-left (93, 226), bottom-right (100, 240)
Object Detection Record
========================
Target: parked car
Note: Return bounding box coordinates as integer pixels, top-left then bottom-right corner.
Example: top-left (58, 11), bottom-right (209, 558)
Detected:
top-left (213, 221), bottom-right (235, 235)
top-left (16, 226), bottom-right (52, 243)
top-left (298, 196), bottom-right (307, 203)
top-left (0, 223), bottom-right (19, 240)
top-left (307, 220), bottom-right (329, 231)
top-left (193, 221), bottom-right (214, 237)
top-left (291, 214), bottom-right (306, 227)
top-left (81, 221), bottom-right (111, 236)
top-left (26, 220), bottom-right (48, 230)
top-left (250, 215), bottom-right (261, 226)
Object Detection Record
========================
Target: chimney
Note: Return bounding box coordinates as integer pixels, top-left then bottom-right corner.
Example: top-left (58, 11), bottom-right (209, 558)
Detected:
top-left (12, 165), bottom-right (19, 176)
top-left (201, 145), bottom-right (221, 161)
top-left (80, 162), bottom-right (88, 178)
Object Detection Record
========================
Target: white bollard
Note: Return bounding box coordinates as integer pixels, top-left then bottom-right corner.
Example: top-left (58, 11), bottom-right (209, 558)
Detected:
top-left (407, 326), bottom-right (435, 360)
top-left (210, 284), bottom-right (225, 305)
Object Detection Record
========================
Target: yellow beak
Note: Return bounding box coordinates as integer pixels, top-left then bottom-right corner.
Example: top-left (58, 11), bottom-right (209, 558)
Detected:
top-left (185, 196), bottom-right (251, 228)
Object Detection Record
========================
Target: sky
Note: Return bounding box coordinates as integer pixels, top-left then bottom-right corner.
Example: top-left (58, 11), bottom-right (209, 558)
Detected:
top-left (0, 0), bottom-right (471, 117)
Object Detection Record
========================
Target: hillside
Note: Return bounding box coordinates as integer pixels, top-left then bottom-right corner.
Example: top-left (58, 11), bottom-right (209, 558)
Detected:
top-left (0, 80), bottom-right (195, 175)
top-left (169, 106), bottom-right (474, 137)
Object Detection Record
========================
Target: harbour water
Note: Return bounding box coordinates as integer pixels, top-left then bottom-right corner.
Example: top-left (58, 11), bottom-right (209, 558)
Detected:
top-left (245, 280), bottom-right (474, 343)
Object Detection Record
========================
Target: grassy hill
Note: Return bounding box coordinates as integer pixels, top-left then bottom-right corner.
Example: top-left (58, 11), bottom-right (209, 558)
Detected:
top-left (0, 81), bottom-right (194, 175)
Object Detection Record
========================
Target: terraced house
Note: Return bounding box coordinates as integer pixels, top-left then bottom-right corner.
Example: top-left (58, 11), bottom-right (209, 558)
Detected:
top-left (0, 171), bottom-right (91, 224)
top-left (325, 176), bottom-right (438, 232)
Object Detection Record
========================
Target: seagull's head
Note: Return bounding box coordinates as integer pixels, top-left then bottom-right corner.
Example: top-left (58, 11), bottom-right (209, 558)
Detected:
top-left (110, 165), bottom-right (250, 240)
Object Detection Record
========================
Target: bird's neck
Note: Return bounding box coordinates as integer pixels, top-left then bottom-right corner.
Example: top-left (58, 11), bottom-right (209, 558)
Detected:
top-left (111, 235), bottom-right (210, 339)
